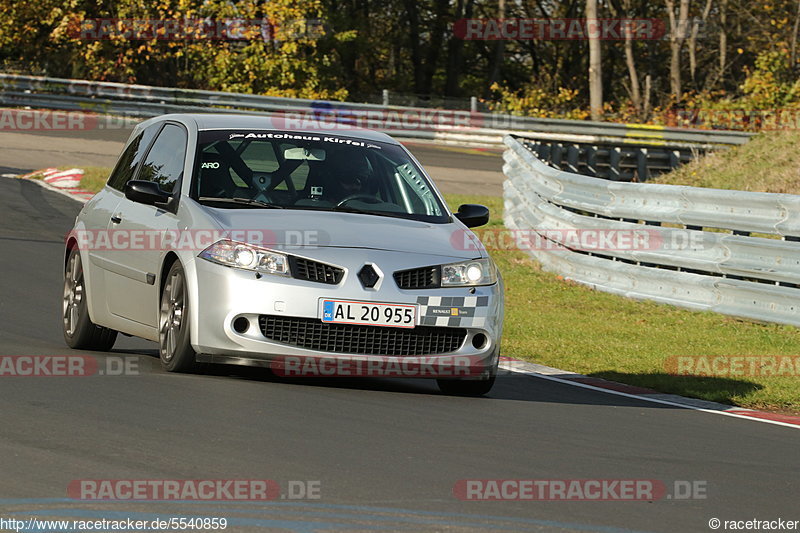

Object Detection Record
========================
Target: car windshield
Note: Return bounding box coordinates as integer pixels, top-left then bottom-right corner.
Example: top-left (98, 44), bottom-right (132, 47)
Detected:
top-left (192, 130), bottom-right (449, 223)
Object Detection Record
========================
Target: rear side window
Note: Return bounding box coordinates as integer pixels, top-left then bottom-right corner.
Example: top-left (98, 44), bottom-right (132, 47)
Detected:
top-left (138, 124), bottom-right (188, 193)
top-left (106, 125), bottom-right (159, 191)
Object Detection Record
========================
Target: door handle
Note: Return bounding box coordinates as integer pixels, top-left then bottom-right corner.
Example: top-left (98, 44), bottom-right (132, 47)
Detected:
top-left (110, 215), bottom-right (122, 224)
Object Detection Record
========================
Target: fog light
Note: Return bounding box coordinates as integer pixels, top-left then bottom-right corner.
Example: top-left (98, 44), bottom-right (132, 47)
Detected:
top-left (472, 333), bottom-right (488, 349)
top-left (233, 316), bottom-right (250, 334)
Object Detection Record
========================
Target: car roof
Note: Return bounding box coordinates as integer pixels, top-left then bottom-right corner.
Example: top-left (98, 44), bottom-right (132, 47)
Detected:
top-left (139, 113), bottom-right (400, 145)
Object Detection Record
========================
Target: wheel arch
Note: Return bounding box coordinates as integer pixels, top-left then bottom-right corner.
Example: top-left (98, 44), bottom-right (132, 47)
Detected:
top-left (159, 251), bottom-right (202, 349)
top-left (63, 237), bottom-right (100, 324)
top-left (64, 237), bottom-right (78, 271)
top-left (159, 251), bottom-right (181, 297)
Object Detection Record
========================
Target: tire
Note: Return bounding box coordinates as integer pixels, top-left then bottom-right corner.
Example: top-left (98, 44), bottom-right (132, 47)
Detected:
top-left (437, 375), bottom-right (496, 397)
top-left (437, 345), bottom-right (499, 396)
top-left (159, 260), bottom-right (197, 372)
top-left (62, 248), bottom-right (117, 351)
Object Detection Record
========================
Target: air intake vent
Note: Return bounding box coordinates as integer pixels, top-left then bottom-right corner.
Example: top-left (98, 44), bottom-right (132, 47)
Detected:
top-left (259, 315), bottom-right (467, 356)
top-left (289, 257), bottom-right (344, 285)
top-left (394, 266), bottom-right (440, 289)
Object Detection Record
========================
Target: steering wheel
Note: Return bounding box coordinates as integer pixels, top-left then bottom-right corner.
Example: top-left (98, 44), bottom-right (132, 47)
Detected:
top-left (336, 194), bottom-right (382, 207)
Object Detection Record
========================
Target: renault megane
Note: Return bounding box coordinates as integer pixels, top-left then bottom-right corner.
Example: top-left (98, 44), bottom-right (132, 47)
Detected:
top-left (62, 114), bottom-right (503, 395)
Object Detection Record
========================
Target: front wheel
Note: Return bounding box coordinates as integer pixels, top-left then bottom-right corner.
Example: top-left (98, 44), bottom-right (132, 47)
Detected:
top-left (437, 375), bottom-right (496, 396)
top-left (159, 261), bottom-right (197, 372)
top-left (62, 248), bottom-right (117, 351)
top-left (437, 346), bottom-right (499, 396)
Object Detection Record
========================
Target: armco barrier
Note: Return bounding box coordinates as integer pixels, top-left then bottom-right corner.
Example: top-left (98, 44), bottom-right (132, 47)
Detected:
top-left (0, 73), bottom-right (752, 153)
top-left (519, 138), bottom-right (697, 182)
top-left (503, 134), bottom-right (800, 327)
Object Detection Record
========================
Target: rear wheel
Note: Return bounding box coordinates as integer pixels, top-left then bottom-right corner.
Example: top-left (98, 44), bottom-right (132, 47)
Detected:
top-left (159, 261), bottom-right (197, 372)
top-left (62, 248), bottom-right (117, 351)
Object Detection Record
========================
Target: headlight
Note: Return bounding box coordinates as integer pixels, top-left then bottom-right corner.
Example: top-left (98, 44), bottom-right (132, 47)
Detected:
top-left (199, 240), bottom-right (289, 276)
top-left (441, 258), bottom-right (497, 287)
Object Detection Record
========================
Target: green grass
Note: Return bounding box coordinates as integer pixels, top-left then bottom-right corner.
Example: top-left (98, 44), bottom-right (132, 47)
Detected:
top-left (654, 129), bottom-right (800, 194)
top-left (46, 166), bottom-right (800, 412)
top-left (76, 167), bottom-right (113, 192)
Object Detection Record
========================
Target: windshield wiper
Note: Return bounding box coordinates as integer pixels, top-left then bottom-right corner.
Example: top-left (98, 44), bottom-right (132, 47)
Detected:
top-left (232, 197), bottom-right (284, 209)
top-left (331, 204), bottom-right (409, 219)
top-left (197, 197), bottom-right (283, 209)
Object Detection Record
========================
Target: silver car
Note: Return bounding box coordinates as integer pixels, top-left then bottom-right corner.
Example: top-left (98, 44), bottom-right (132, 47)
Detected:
top-left (62, 114), bottom-right (503, 395)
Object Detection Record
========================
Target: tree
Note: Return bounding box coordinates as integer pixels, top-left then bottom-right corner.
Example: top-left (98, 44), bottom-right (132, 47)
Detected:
top-left (587, 0), bottom-right (603, 119)
top-left (665, 0), bottom-right (690, 100)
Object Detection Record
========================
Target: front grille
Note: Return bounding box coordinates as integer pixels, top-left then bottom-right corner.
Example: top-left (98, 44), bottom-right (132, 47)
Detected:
top-left (259, 315), bottom-right (466, 356)
top-left (290, 257), bottom-right (344, 285)
top-left (394, 266), bottom-right (440, 289)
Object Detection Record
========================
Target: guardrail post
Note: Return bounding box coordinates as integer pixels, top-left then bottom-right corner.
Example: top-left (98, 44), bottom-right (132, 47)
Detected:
top-left (566, 145), bottom-right (580, 174)
top-left (669, 150), bottom-right (681, 169)
top-left (636, 148), bottom-right (649, 182)
top-left (586, 146), bottom-right (598, 177)
top-left (470, 96), bottom-right (478, 113)
top-left (609, 147), bottom-right (622, 181)
top-left (382, 89), bottom-right (389, 106)
top-left (551, 143), bottom-right (564, 169)
top-left (537, 142), bottom-right (551, 162)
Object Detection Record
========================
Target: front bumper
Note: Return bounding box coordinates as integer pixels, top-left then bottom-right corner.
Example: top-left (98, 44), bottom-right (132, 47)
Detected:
top-left (189, 249), bottom-right (504, 375)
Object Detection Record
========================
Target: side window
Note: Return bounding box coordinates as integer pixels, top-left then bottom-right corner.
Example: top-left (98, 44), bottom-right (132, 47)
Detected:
top-left (392, 162), bottom-right (442, 216)
top-left (138, 124), bottom-right (188, 193)
top-left (106, 125), bottom-right (159, 191)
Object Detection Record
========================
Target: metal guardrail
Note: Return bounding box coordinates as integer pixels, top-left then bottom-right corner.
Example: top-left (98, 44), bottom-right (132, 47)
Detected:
top-left (502, 134), bottom-right (800, 327)
top-left (519, 138), bottom-right (699, 182)
top-left (0, 73), bottom-right (754, 150)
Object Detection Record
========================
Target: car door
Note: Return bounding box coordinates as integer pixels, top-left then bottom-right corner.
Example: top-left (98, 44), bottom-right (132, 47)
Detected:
top-left (83, 124), bottom-right (160, 326)
top-left (105, 122), bottom-right (189, 328)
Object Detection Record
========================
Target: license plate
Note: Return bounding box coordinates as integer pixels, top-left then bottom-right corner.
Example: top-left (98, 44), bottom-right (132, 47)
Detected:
top-left (321, 299), bottom-right (416, 328)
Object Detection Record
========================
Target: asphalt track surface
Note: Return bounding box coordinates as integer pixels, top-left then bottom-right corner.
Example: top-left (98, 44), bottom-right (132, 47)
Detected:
top-left (1, 166), bottom-right (799, 531)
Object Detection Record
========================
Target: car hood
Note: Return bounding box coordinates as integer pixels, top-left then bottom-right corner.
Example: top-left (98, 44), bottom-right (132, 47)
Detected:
top-left (202, 207), bottom-right (485, 260)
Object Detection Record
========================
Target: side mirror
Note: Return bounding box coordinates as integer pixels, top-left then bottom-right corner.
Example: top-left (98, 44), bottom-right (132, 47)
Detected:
top-left (455, 204), bottom-right (490, 228)
top-left (125, 180), bottom-right (174, 210)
